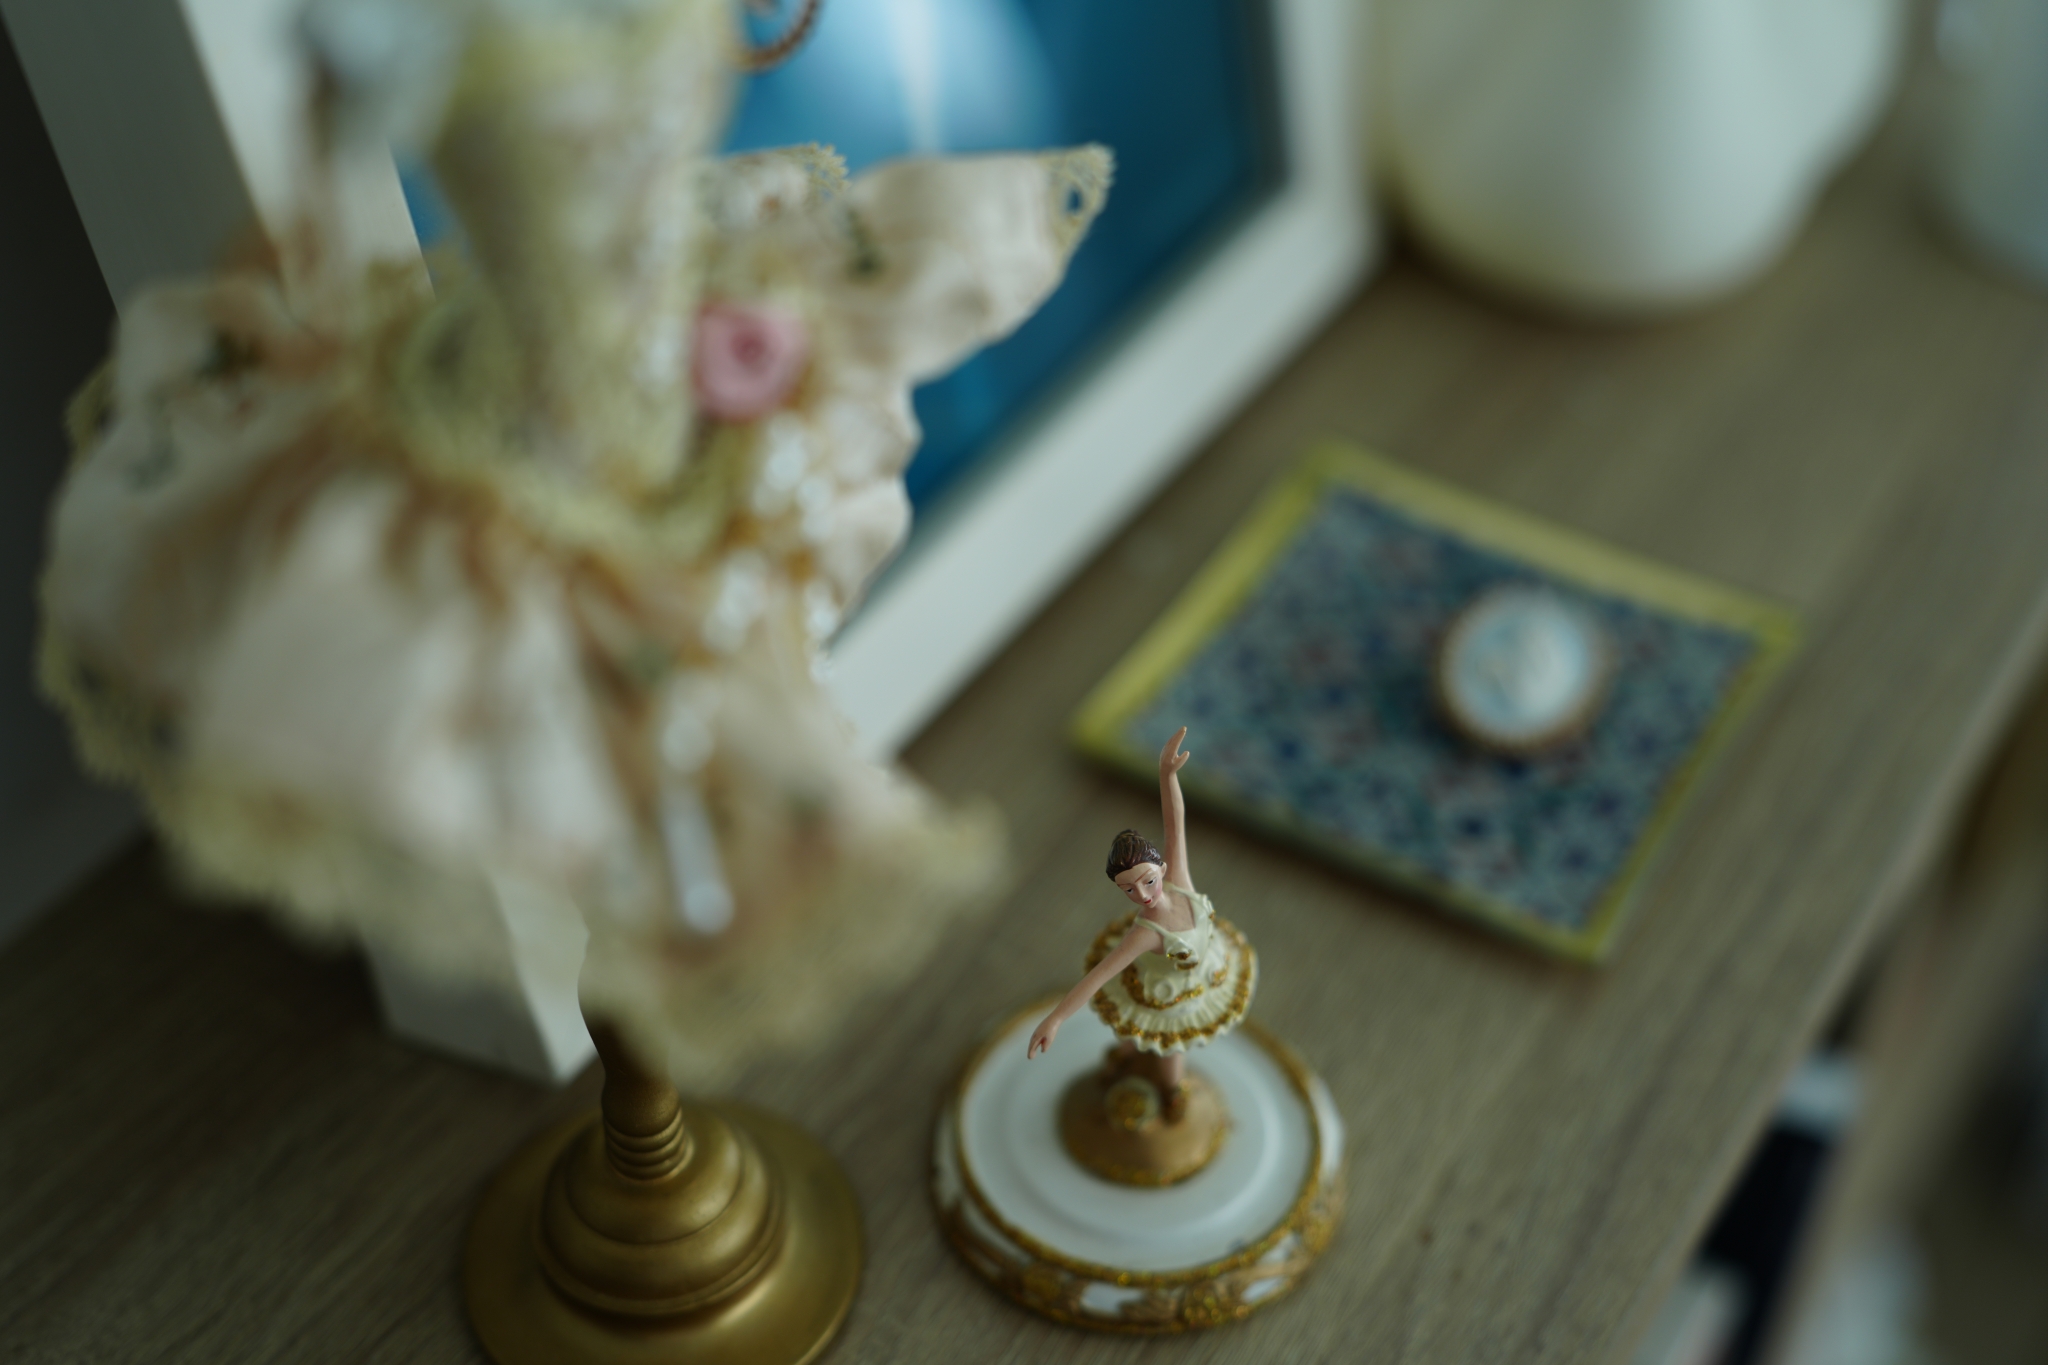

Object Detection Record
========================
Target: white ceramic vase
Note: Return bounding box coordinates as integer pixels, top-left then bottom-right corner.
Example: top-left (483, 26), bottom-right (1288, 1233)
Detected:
top-left (1377, 0), bottom-right (1908, 315)
top-left (1935, 0), bottom-right (2048, 286)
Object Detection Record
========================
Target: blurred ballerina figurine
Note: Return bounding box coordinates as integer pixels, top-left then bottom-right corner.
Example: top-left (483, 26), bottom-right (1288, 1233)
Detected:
top-left (1028, 727), bottom-right (1256, 1180)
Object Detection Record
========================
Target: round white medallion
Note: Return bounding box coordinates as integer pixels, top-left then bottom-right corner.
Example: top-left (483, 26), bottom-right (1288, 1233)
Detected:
top-left (1437, 585), bottom-right (1610, 754)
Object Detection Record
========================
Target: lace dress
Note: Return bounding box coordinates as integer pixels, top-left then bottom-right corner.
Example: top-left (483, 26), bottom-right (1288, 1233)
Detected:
top-left (1085, 885), bottom-right (1256, 1055)
top-left (32, 0), bottom-right (1109, 1084)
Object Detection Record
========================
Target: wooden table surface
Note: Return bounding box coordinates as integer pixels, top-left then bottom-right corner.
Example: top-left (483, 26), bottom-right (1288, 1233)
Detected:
top-left (9, 83), bottom-right (2048, 1365)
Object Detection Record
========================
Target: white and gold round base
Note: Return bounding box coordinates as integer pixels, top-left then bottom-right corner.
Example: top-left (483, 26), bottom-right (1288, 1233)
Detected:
top-left (932, 1000), bottom-right (1344, 1333)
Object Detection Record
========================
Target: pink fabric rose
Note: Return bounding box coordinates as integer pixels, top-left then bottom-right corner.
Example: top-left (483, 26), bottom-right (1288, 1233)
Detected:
top-left (691, 301), bottom-right (810, 422)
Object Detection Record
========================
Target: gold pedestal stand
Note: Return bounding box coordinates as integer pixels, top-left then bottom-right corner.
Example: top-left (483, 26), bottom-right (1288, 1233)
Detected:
top-left (465, 1021), bottom-right (861, 1365)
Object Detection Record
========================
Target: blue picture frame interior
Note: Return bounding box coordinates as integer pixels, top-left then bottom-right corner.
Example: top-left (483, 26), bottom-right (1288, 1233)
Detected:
top-left (395, 0), bottom-right (1286, 515)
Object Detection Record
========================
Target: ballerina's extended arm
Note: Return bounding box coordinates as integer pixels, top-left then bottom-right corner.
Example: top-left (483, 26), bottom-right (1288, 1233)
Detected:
top-left (1026, 922), bottom-right (1161, 1059)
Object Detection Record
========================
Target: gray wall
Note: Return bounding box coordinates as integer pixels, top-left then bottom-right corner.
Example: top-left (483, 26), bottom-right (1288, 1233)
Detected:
top-left (0, 17), bottom-right (136, 943)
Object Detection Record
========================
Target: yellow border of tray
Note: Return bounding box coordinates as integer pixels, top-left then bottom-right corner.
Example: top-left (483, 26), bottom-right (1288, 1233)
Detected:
top-left (1071, 442), bottom-right (1803, 963)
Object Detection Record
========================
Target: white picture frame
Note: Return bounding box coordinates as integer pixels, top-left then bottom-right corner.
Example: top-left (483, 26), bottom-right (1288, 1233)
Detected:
top-left (827, 0), bottom-right (1378, 756)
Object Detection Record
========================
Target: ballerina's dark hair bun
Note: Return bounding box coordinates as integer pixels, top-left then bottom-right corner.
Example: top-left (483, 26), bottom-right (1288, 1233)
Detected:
top-left (1105, 829), bottom-right (1164, 879)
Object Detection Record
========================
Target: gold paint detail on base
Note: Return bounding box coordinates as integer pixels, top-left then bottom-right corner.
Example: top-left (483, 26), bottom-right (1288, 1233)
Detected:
top-left (938, 1177), bottom-right (1343, 1334)
top-left (465, 1020), bottom-right (861, 1365)
top-left (933, 997), bottom-right (1344, 1334)
top-left (1059, 1069), bottom-right (1229, 1187)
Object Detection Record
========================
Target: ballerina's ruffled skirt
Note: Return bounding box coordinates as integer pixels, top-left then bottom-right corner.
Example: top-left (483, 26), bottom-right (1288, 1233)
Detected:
top-left (1084, 912), bottom-right (1257, 1056)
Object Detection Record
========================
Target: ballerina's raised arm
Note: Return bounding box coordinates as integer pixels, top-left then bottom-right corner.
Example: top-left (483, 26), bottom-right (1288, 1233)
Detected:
top-left (1157, 725), bottom-right (1193, 893)
top-left (1026, 727), bottom-right (1196, 1060)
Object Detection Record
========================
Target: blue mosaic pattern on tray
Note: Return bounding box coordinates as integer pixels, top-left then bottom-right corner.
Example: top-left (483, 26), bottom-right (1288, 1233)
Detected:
top-left (1126, 491), bottom-right (1758, 933)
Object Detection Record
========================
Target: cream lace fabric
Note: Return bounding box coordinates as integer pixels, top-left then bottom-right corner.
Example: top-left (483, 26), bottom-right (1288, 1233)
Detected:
top-left (37, 0), bottom-right (1111, 1081)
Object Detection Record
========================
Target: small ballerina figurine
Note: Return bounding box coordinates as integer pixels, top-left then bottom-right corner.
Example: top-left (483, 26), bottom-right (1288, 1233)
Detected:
top-left (1028, 726), bottom-right (1257, 1183)
top-left (932, 724), bottom-right (1339, 1324)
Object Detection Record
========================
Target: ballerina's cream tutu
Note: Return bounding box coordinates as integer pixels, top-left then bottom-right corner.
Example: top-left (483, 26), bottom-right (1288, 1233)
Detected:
top-left (1085, 885), bottom-right (1256, 1055)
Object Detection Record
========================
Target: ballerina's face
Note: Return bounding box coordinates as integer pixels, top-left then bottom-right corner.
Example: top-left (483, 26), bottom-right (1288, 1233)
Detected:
top-left (1114, 862), bottom-right (1166, 910)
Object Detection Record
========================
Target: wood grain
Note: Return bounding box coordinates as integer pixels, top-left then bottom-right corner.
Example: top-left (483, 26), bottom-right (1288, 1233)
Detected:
top-left (1762, 683), bottom-right (2048, 1365)
top-left (8, 74), bottom-right (2048, 1365)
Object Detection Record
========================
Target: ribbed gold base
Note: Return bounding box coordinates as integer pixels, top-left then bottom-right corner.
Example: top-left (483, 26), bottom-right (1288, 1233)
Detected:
top-left (464, 1103), bottom-right (861, 1365)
